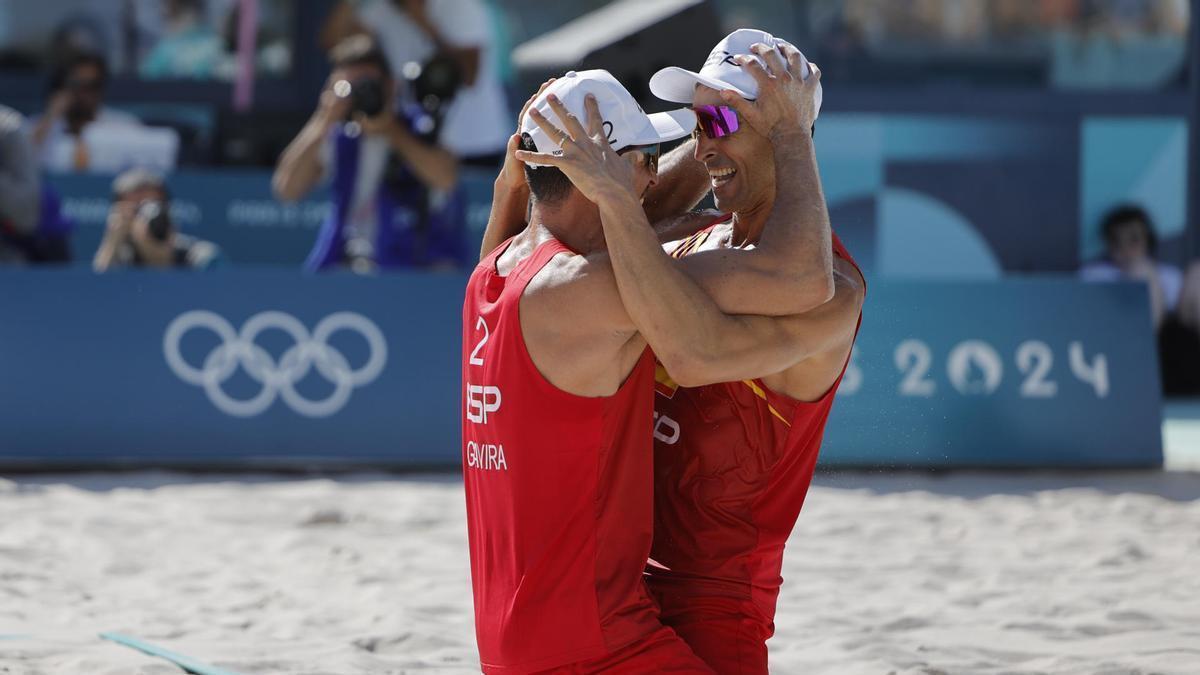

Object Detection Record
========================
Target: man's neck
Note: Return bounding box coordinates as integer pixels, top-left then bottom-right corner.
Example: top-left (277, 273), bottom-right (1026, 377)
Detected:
top-left (730, 193), bottom-right (774, 246)
top-left (529, 199), bottom-right (606, 254)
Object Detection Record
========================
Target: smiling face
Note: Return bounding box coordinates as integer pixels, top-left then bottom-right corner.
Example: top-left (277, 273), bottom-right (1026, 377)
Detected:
top-left (692, 85), bottom-right (774, 215)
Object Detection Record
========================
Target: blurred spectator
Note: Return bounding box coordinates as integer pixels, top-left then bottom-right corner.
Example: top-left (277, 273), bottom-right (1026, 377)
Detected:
top-left (93, 167), bottom-right (222, 272)
top-left (1080, 205), bottom-right (1200, 394)
top-left (273, 36), bottom-right (463, 273)
top-left (139, 0), bottom-right (222, 79)
top-left (31, 52), bottom-right (140, 170)
top-left (320, 0), bottom-right (511, 166)
top-left (30, 50), bottom-right (179, 173)
top-left (1080, 205), bottom-right (1181, 331)
top-left (0, 105), bottom-right (41, 263)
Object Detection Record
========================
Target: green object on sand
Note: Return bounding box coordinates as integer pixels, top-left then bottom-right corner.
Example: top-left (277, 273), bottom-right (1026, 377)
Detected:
top-left (99, 632), bottom-right (243, 675)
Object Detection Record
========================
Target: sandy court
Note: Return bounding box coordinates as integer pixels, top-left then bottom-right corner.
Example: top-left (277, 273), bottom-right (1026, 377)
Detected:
top-left (1, 471), bottom-right (1198, 674)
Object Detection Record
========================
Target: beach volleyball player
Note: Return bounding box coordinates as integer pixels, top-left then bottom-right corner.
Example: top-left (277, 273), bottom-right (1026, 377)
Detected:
top-left (461, 65), bottom-right (841, 672)
top-left (460, 70), bottom-right (709, 673)
top-left (486, 31), bottom-right (865, 673)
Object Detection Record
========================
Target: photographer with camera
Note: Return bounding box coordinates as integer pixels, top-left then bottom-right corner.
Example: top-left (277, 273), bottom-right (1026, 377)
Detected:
top-left (31, 52), bottom-right (146, 172)
top-left (273, 35), bottom-right (464, 272)
top-left (320, 0), bottom-right (511, 166)
top-left (93, 168), bottom-right (222, 272)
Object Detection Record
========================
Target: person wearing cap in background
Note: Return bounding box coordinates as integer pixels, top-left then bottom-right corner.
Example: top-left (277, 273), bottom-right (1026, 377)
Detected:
top-left (486, 29), bottom-right (865, 673)
top-left (93, 168), bottom-right (222, 272)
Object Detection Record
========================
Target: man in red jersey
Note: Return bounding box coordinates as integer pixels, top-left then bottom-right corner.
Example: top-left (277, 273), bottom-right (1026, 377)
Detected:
top-left (501, 29), bottom-right (865, 674)
top-left (463, 65), bottom-right (836, 673)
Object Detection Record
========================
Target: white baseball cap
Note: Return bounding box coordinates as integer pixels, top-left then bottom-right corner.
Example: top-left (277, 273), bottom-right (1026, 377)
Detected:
top-left (520, 69), bottom-right (695, 158)
top-left (649, 29), bottom-right (822, 118)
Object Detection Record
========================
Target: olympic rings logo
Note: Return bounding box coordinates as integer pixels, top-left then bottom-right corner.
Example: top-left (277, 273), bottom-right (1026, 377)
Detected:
top-left (163, 310), bottom-right (387, 418)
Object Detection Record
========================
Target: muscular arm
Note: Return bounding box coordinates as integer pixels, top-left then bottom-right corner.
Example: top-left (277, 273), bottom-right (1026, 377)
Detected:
top-left (595, 184), bottom-right (850, 385)
top-left (746, 128), bottom-right (834, 312)
top-left (517, 249), bottom-right (644, 397)
top-left (655, 261), bottom-right (863, 387)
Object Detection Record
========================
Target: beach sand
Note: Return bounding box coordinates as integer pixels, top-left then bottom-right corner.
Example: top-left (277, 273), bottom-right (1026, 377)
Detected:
top-left (1, 470), bottom-right (1198, 674)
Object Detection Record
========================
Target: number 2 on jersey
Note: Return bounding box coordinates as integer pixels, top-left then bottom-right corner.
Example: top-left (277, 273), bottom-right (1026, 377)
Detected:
top-left (470, 317), bottom-right (490, 366)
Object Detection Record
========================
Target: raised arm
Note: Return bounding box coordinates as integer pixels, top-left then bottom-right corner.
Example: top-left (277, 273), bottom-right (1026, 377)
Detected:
top-left (478, 81), bottom-right (557, 260)
top-left (517, 46), bottom-right (828, 318)
top-left (713, 43), bottom-right (834, 314)
top-left (273, 82), bottom-right (348, 203)
top-left (514, 47), bottom-right (851, 385)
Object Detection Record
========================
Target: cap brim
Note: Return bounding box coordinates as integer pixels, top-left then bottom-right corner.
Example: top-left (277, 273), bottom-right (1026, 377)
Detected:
top-left (633, 108), bottom-right (696, 146)
top-left (649, 66), bottom-right (755, 104)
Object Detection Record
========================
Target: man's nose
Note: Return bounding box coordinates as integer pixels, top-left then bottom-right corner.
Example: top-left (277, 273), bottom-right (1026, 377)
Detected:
top-left (694, 133), bottom-right (718, 164)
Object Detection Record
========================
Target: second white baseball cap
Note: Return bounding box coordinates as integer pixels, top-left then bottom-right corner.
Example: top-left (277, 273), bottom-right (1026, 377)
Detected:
top-left (649, 29), bottom-right (822, 118)
top-left (520, 69), bottom-right (695, 158)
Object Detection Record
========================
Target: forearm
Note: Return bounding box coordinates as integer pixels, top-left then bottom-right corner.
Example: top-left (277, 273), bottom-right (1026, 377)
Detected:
top-left (598, 190), bottom-right (745, 382)
top-left (388, 125), bottom-right (457, 192)
top-left (755, 131), bottom-right (834, 310)
top-left (93, 235), bottom-right (123, 272)
top-left (642, 139), bottom-right (710, 224)
top-left (480, 179), bottom-right (527, 259)
top-left (273, 116), bottom-right (330, 202)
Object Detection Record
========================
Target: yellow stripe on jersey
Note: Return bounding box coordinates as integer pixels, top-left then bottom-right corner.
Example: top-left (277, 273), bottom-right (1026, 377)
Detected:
top-left (742, 380), bottom-right (792, 427)
top-left (669, 228), bottom-right (713, 259)
top-left (655, 362), bottom-right (680, 398)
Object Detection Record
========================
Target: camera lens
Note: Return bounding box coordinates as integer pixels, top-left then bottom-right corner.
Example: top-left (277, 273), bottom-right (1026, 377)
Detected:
top-left (137, 200), bottom-right (172, 242)
top-left (349, 78), bottom-right (385, 118)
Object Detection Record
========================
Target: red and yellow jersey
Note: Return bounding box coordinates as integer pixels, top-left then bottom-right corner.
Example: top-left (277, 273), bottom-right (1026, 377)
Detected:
top-left (461, 237), bottom-right (662, 674)
top-left (647, 217), bottom-right (864, 635)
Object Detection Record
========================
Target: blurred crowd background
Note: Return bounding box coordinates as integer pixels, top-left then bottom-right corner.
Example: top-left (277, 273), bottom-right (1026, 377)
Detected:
top-left (0, 0), bottom-right (1196, 394)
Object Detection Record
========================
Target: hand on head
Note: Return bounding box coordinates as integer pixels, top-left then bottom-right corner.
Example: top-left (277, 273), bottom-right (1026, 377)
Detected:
top-left (497, 78), bottom-right (556, 194)
top-left (719, 42), bottom-right (820, 141)
top-left (514, 93), bottom-right (641, 205)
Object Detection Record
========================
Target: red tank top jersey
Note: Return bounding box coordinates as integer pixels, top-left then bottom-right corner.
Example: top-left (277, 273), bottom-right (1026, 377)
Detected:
top-left (462, 237), bottom-right (661, 674)
top-left (647, 219), bottom-right (864, 631)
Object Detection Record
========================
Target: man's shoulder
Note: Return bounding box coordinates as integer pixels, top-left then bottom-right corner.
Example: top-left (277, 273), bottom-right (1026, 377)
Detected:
top-left (522, 247), bottom-right (597, 295)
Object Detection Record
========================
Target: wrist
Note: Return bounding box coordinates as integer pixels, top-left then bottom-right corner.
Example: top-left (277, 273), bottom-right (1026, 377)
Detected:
top-left (311, 109), bottom-right (339, 133)
top-left (768, 126), bottom-right (815, 147)
top-left (495, 175), bottom-right (528, 196)
top-left (595, 184), bottom-right (641, 211)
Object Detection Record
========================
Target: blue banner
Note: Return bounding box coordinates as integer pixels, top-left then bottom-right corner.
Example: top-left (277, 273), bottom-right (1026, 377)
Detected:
top-left (46, 169), bottom-right (499, 268)
top-left (0, 271), bottom-right (1162, 468)
top-left (825, 279), bottom-right (1163, 467)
